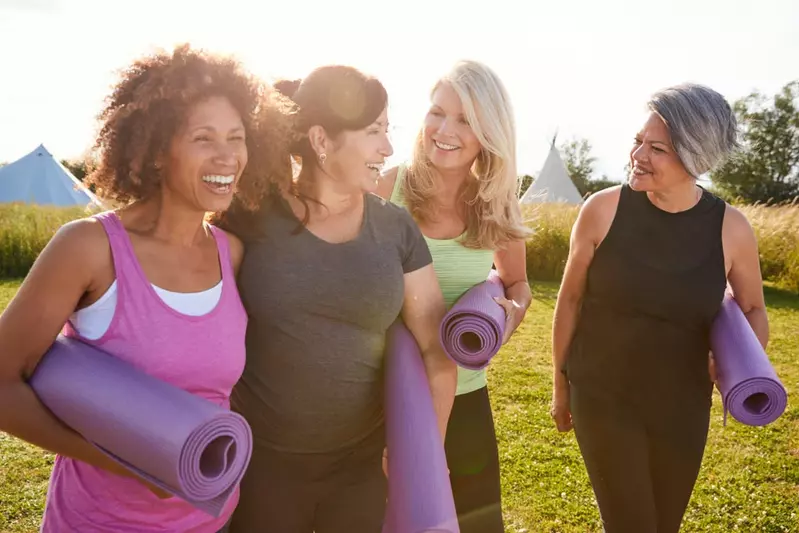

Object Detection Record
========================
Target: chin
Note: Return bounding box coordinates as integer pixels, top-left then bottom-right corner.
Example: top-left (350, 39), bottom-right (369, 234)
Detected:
top-left (201, 196), bottom-right (235, 214)
top-left (628, 174), bottom-right (653, 192)
top-left (428, 150), bottom-right (462, 170)
top-left (362, 177), bottom-right (379, 194)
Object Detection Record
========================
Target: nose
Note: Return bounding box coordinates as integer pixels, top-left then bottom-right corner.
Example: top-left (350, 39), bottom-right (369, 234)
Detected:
top-left (379, 133), bottom-right (394, 158)
top-left (436, 118), bottom-right (457, 137)
top-left (631, 142), bottom-right (648, 164)
top-left (213, 140), bottom-right (240, 169)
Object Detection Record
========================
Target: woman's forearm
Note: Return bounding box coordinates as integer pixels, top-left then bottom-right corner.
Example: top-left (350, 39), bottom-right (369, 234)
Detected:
top-left (745, 306), bottom-right (769, 350)
top-left (551, 297), bottom-right (581, 385)
top-left (0, 381), bottom-right (128, 477)
top-left (421, 347), bottom-right (457, 441)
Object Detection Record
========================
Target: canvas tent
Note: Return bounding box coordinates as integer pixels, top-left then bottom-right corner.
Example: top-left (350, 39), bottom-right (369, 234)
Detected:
top-left (0, 144), bottom-right (101, 207)
top-left (520, 143), bottom-right (584, 205)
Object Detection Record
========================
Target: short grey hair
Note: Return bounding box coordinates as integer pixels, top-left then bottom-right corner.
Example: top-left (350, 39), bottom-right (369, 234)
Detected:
top-left (648, 83), bottom-right (739, 177)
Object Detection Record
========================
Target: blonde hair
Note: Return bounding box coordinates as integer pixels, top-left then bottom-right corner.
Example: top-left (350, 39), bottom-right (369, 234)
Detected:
top-left (403, 60), bottom-right (531, 250)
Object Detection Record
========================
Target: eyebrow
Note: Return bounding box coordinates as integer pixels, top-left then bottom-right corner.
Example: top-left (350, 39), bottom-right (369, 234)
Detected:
top-left (190, 125), bottom-right (244, 134)
top-left (635, 135), bottom-right (669, 148)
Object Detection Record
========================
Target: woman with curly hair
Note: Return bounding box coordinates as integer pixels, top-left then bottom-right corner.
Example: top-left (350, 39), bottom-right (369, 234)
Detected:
top-left (376, 60), bottom-right (532, 533)
top-left (0, 44), bottom-right (292, 532)
top-left (219, 65), bottom-right (457, 533)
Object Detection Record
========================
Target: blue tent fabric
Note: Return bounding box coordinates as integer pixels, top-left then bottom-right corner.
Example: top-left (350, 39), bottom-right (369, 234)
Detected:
top-left (0, 144), bottom-right (102, 207)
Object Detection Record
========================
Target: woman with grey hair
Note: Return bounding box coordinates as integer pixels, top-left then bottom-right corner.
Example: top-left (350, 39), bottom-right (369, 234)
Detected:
top-left (550, 83), bottom-right (769, 532)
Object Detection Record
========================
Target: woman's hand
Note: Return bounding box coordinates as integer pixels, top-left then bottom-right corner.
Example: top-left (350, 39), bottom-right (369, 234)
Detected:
top-left (493, 240), bottom-right (532, 345)
top-left (551, 385), bottom-right (573, 433)
top-left (494, 295), bottom-right (525, 344)
top-left (550, 377), bottom-right (573, 433)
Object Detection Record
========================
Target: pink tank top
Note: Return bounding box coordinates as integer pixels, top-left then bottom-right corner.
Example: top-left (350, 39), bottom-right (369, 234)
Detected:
top-left (40, 211), bottom-right (247, 533)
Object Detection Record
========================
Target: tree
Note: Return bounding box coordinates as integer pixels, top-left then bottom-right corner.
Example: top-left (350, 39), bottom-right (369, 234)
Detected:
top-left (710, 80), bottom-right (799, 204)
top-left (518, 174), bottom-right (534, 199)
top-left (558, 137), bottom-right (620, 196)
top-left (560, 137), bottom-right (596, 196)
top-left (61, 158), bottom-right (90, 181)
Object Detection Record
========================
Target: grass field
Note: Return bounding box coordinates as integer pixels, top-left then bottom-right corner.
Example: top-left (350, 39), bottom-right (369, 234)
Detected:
top-left (1, 279), bottom-right (797, 532)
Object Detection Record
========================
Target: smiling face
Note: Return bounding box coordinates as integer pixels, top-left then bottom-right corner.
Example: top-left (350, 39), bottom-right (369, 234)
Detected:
top-left (628, 111), bottom-right (693, 193)
top-left (422, 82), bottom-right (482, 172)
top-left (164, 95), bottom-right (248, 212)
top-left (324, 107), bottom-right (393, 194)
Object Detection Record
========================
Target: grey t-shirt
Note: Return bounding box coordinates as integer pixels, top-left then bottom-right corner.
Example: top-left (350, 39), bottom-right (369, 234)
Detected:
top-left (234, 192), bottom-right (432, 453)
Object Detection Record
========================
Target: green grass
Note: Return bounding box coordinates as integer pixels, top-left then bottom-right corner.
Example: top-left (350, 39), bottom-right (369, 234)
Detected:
top-left (1, 279), bottom-right (798, 532)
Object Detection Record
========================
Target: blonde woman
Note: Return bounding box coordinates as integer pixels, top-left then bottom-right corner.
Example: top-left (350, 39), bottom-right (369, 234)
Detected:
top-left (377, 60), bottom-right (531, 533)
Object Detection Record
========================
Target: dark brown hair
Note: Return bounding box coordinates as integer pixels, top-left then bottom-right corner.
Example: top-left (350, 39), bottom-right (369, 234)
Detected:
top-left (85, 43), bottom-right (295, 212)
top-left (214, 65), bottom-right (388, 238)
top-left (274, 65), bottom-right (388, 163)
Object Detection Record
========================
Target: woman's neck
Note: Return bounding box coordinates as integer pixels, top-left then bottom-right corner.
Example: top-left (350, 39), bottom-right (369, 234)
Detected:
top-left (122, 191), bottom-right (209, 247)
top-left (647, 180), bottom-right (702, 213)
top-left (294, 167), bottom-right (362, 217)
top-left (431, 166), bottom-right (471, 208)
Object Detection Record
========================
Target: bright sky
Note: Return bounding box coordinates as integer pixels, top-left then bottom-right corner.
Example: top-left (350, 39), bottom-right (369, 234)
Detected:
top-left (1, 0), bottom-right (797, 180)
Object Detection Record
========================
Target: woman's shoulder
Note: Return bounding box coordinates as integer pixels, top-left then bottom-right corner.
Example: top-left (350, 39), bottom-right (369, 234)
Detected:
top-left (51, 215), bottom-right (112, 258)
top-left (366, 190), bottom-right (412, 221)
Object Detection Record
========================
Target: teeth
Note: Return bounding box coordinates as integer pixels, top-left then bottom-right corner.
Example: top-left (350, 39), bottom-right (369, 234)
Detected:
top-left (202, 175), bottom-right (234, 184)
top-left (366, 163), bottom-right (384, 172)
top-left (435, 141), bottom-right (459, 151)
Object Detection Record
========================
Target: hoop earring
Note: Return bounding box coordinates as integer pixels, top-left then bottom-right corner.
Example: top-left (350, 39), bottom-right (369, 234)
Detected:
top-left (319, 153), bottom-right (327, 165)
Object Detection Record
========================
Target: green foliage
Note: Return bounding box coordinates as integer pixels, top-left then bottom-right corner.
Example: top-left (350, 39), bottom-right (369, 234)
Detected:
top-left (517, 174), bottom-right (534, 199)
top-left (559, 137), bottom-right (622, 197)
top-left (0, 204), bottom-right (90, 278)
top-left (60, 159), bottom-right (89, 181)
top-left (559, 137), bottom-right (596, 196)
top-left (711, 80), bottom-right (799, 204)
top-left (522, 204), bottom-right (578, 281)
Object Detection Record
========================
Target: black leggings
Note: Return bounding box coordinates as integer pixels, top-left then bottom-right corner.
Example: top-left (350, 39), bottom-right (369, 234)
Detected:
top-left (570, 384), bottom-right (711, 533)
top-left (445, 386), bottom-right (505, 533)
top-left (228, 427), bottom-right (386, 533)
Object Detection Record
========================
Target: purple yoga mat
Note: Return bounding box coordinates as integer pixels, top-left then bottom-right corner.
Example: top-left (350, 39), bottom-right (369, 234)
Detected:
top-left (28, 336), bottom-right (253, 517)
top-left (710, 294), bottom-right (788, 426)
top-left (382, 321), bottom-right (459, 533)
top-left (439, 270), bottom-right (507, 370)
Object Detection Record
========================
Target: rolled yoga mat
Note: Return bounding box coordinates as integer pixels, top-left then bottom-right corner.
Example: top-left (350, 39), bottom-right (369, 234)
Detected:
top-left (28, 335), bottom-right (253, 517)
top-left (710, 294), bottom-right (788, 426)
top-left (383, 320), bottom-right (459, 533)
top-left (439, 269), bottom-right (506, 370)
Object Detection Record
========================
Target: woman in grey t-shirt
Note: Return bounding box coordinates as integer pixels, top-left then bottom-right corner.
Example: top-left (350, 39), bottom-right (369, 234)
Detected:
top-left (220, 66), bottom-right (457, 533)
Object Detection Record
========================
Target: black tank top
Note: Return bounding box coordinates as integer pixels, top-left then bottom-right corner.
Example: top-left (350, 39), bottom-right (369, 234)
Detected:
top-left (566, 184), bottom-right (727, 403)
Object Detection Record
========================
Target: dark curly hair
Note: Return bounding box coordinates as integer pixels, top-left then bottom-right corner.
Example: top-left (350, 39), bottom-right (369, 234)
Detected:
top-left (85, 43), bottom-right (295, 212)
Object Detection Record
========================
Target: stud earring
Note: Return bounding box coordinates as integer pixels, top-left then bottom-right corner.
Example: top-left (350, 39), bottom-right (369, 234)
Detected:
top-left (319, 153), bottom-right (327, 165)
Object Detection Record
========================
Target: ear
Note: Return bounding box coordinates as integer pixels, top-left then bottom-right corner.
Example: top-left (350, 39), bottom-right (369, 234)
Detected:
top-left (307, 125), bottom-right (331, 158)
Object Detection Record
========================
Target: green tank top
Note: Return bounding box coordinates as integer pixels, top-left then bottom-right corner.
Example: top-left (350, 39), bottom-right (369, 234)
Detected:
top-left (389, 165), bottom-right (496, 395)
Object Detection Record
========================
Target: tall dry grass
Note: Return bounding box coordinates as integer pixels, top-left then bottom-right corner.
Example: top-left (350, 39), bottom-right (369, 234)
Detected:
top-left (522, 200), bottom-right (799, 292)
top-left (0, 201), bottom-right (797, 292)
top-left (0, 204), bottom-right (94, 278)
top-left (738, 200), bottom-right (799, 292)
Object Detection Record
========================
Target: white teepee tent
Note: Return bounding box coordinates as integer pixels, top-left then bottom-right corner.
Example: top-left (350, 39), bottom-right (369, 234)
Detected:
top-left (520, 141), bottom-right (584, 205)
top-left (0, 144), bottom-right (102, 207)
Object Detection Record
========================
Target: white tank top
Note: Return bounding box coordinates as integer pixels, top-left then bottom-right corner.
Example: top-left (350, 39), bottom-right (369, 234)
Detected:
top-left (70, 280), bottom-right (223, 340)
